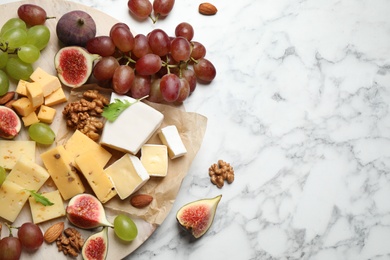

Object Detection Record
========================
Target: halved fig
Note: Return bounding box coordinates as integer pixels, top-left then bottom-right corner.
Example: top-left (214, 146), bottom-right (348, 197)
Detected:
top-left (82, 227), bottom-right (109, 260)
top-left (0, 106), bottom-right (21, 139)
top-left (176, 194), bottom-right (222, 239)
top-left (54, 46), bottom-right (100, 88)
top-left (66, 194), bottom-right (113, 229)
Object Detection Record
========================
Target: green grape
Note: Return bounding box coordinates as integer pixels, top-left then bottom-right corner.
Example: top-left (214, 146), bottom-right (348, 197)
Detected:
top-left (113, 214), bottom-right (138, 242)
top-left (0, 51), bottom-right (8, 69)
top-left (0, 70), bottom-right (9, 96)
top-left (0, 18), bottom-right (27, 35)
top-left (18, 44), bottom-right (40, 64)
top-left (26, 25), bottom-right (50, 50)
top-left (2, 28), bottom-right (27, 49)
top-left (0, 166), bottom-right (6, 186)
top-left (28, 122), bottom-right (55, 145)
top-left (6, 57), bottom-right (33, 80)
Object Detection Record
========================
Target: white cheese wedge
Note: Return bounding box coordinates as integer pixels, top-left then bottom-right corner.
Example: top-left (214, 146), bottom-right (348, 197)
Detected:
top-left (0, 180), bottom-right (30, 222)
top-left (158, 125), bottom-right (187, 159)
top-left (29, 190), bottom-right (65, 224)
top-left (100, 93), bottom-right (164, 155)
top-left (104, 153), bottom-right (150, 200)
top-left (0, 140), bottom-right (35, 170)
top-left (141, 144), bottom-right (168, 177)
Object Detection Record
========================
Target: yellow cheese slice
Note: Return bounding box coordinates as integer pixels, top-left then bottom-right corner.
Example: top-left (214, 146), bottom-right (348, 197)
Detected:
top-left (0, 180), bottom-right (30, 222)
top-left (0, 140), bottom-right (35, 170)
top-left (29, 190), bottom-right (65, 224)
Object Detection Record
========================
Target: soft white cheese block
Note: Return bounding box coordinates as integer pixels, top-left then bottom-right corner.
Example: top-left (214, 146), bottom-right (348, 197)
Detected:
top-left (141, 144), bottom-right (168, 177)
top-left (104, 153), bottom-right (150, 200)
top-left (100, 93), bottom-right (164, 155)
top-left (158, 125), bottom-right (187, 159)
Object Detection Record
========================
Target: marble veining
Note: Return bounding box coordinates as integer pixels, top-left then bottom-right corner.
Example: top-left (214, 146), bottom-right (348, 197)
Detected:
top-left (3, 0), bottom-right (390, 259)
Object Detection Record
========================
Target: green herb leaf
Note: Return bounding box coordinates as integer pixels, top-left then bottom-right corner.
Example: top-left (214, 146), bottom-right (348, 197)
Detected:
top-left (102, 96), bottom-right (148, 122)
top-left (26, 190), bottom-right (54, 206)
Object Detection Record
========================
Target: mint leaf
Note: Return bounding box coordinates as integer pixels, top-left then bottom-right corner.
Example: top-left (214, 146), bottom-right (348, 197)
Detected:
top-left (26, 190), bottom-right (54, 206)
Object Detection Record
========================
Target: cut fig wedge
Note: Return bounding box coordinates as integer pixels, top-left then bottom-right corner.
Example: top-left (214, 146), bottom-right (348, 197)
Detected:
top-left (0, 106), bottom-right (21, 139)
top-left (82, 227), bottom-right (109, 260)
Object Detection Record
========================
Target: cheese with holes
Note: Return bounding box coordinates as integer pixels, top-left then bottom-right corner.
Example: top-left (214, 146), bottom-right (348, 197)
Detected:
top-left (100, 93), bottom-right (164, 155)
top-left (44, 87), bottom-right (67, 106)
top-left (29, 190), bottom-right (65, 224)
top-left (0, 140), bottom-right (35, 169)
top-left (65, 130), bottom-right (112, 169)
top-left (37, 105), bottom-right (56, 124)
top-left (40, 145), bottom-right (85, 200)
top-left (141, 144), bottom-right (168, 177)
top-left (30, 67), bottom-right (61, 97)
top-left (22, 111), bottom-right (39, 127)
top-left (75, 153), bottom-right (117, 203)
top-left (26, 81), bottom-right (44, 108)
top-left (104, 154), bottom-right (150, 200)
top-left (0, 180), bottom-right (30, 222)
top-left (12, 97), bottom-right (34, 116)
top-left (158, 125), bottom-right (187, 159)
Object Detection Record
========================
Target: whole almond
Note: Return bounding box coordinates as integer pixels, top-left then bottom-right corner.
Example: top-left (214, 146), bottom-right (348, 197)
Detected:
top-left (0, 91), bottom-right (15, 105)
top-left (130, 194), bottom-right (153, 208)
top-left (199, 3), bottom-right (218, 15)
top-left (44, 222), bottom-right (64, 243)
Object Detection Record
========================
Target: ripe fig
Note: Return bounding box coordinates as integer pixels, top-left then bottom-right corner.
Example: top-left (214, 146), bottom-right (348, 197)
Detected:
top-left (66, 194), bottom-right (113, 229)
top-left (0, 106), bottom-right (21, 139)
top-left (54, 46), bottom-right (100, 88)
top-left (176, 194), bottom-right (222, 239)
top-left (56, 10), bottom-right (96, 47)
top-left (82, 227), bottom-right (109, 260)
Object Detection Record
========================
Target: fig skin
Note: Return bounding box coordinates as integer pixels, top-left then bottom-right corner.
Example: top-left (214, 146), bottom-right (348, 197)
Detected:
top-left (82, 227), bottom-right (109, 260)
top-left (0, 106), bottom-right (21, 139)
top-left (56, 10), bottom-right (96, 47)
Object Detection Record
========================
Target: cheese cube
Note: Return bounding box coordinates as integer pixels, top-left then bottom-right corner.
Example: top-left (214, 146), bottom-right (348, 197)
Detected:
top-left (12, 97), bottom-right (34, 116)
top-left (100, 93), bottom-right (164, 155)
top-left (75, 153), bottom-right (117, 203)
top-left (7, 156), bottom-right (50, 190)
top-left (29, 190), bottom-right (65, 224)
top-left (141, 144), bottom-right (168, 177)
top-left (37, 105), bottom-right (56, 124)
top-left (26, 81), bottom-right (44, 108)
top-left (44, 87), bottom-right (67, 106)
top-left (0, 180), bottom-right (30, 222)
top-left (0, 140), bottom-right (35, 170)
top-left (22, 111), bottom-right (39, 127)
top-left (104, 154), bottom-right (150, 200)
top-left (40, 145), bottom-right (85, 200)
top-left (158, 125), bottom-right (187, 159)
top-left (30, 67), bottom-right (61, 97)
top-left (15, 79), bottom-right (28, 96)
top-left (65, 130), bottom-right (112, 169)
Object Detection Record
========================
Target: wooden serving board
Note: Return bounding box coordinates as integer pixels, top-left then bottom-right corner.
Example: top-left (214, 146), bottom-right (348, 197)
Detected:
top-left (0, 1), bottom-right (156, 259)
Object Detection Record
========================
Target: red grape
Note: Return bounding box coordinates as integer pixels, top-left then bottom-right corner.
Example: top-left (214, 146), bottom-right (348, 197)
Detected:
top-left (17, 4), bottom-right (48, 26)
top-left (135, 53), bottom-right (162, 75)
top-left (190, 41), bottom-right (206, 60)
top-left (93, 56), bottom-right (120, 81)
top-left (112, 65), bottom-right (135, 94)
top-left (181, 68), bottom-right (197, 92)
top-left (17, 222), bottom-right (43, 251)
top-left (130, 74), bottom-right (151, 98)
top-left (86, 36), bottom-right (116, 57)
top-left (160, 73), bottom-right (180, 102)
top-left (0, 236), bottom-right (22, 260)
top-left (153, 0), bottom-right (175, 17)
top-left (176, 78), bottom-right (190, 103)
top-left (110, 23), bottom-right (135, 53)
top-left (148, 78), bottom-right (164, 103)
top-left (128, 0), bottom-right (152, 20)
top-left (170, 36), bottom-right (191, 62)
top-left (148, 29), bottom-right (171, 56)
top-left (133, 34), bottom-right (152, 59)
top-left (175, 22), bottom-right (194, 41)
top-left (193, 58), bottom-right (216, 82)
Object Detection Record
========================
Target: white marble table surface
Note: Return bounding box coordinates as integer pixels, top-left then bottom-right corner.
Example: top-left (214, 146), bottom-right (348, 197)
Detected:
top-left (4, 0), bottom-right (390, 259)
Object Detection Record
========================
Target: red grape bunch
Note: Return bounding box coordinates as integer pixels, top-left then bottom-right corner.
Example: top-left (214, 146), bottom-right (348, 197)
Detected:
top-left (86, 21), bottom-right (216, 104)
top-left (127, 0), bottom-right (175, 23)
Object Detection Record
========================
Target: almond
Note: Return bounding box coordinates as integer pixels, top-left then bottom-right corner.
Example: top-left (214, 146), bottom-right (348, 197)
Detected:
top-left (130, 194), bottom-right (153, 208)
top-left (199, 3), bottom-right (218, 15)
top-left (44, 222), bottom-right (64, 243)
top-left (0, 91), bottom-right (15, 105)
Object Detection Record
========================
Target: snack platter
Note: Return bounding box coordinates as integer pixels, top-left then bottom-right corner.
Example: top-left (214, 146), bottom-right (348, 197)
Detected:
top-left (0, 0), bottom-right (207, 259)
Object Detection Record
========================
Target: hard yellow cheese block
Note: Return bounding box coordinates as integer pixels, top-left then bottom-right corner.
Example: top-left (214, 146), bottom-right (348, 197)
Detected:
top-left (26, 81), bottom-right (44, 108)
top-left (0, 140), bottom-right (35, 170)
top-left (37, 105), bottom-right (56, 124)
top-left (104, 153), bottom-right (150, 200)
top-left (141, 144), bottom-right (168, 177)
top-left (29, 190), bottom-right (65, 224)
top-left (22, 111), bottom-right (39, 127)
top-left (0, 180), bottom-right (30, 222)
top-left (44, 87), bottom-right (67, 106)
top-left (30, 67), bottom-right (61, 97)
top-left (12, 97), bottom-right (34, 116)
top-left (15, 79), bottom-right (28, 96)
top-left (75, 153), bottom-right (117, 203)
top-left (40, 145), bottom-right (85, 200)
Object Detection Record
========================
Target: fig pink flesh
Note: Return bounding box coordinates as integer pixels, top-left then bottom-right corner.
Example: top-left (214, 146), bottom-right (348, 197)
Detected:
top-left (58, 49), bottom-right (88, 85)
top-left (84, 237), bottom-right (105, 260)
top-left (67, 196), bottom-right (101, 228)
top-left (180, 205), bottom-right (210, 237)
top-left (0, 107), bottom-right (19, 138)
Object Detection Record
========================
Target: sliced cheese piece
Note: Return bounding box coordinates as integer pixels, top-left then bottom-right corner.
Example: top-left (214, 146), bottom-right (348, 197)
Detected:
top-left (141, 144), bottom-right (168, 177)
top-left (29, 190), bottom-right (65, 224)
top-left (40, 145), bottom-right (85, 200)
top-left (44, 87), bottom-right (67, 106)
top-left (0, 140), bottom-right (35, 170)
top-left (12, 97), bottom-right (34, 117)
top-left (75, 153), bottom-right (117, 203)
top-left (0, 180), bottom-right (30, 222)
top-left (7, 155), bottom-right (50, 190)
top-left (158, 125), bottom-right (187, 159)
top-left (104, 153), bottom-right (150, 200)
top-left (37, 105), bottom-right (56, 124)
top-left (22, 111), bottom-right (39, 127)
top-left (65, 130), bottom-right (112, 169)
top-left (26, 81), bottom-right (44, 108)
top-left (100, 93), bottom-right (164, 155)
top-left (15, 79), bottom-right (28, 96)
top-left (30, 67), bottom-right (61, 97)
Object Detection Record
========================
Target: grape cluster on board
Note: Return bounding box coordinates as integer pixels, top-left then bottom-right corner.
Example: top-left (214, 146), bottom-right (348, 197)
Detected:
top-left (128, 0), bottom-right (175, 23)
top-left (0, 4), bottom-right (52, 96)
top-left (87, 21), bottom-right (216, 104)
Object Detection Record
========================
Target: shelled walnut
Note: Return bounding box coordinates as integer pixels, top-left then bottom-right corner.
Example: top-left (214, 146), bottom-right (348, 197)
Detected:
top-left (209, 160), bottom-right (234, 188)
top-left (56, 227), bottom-right (84, 257)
